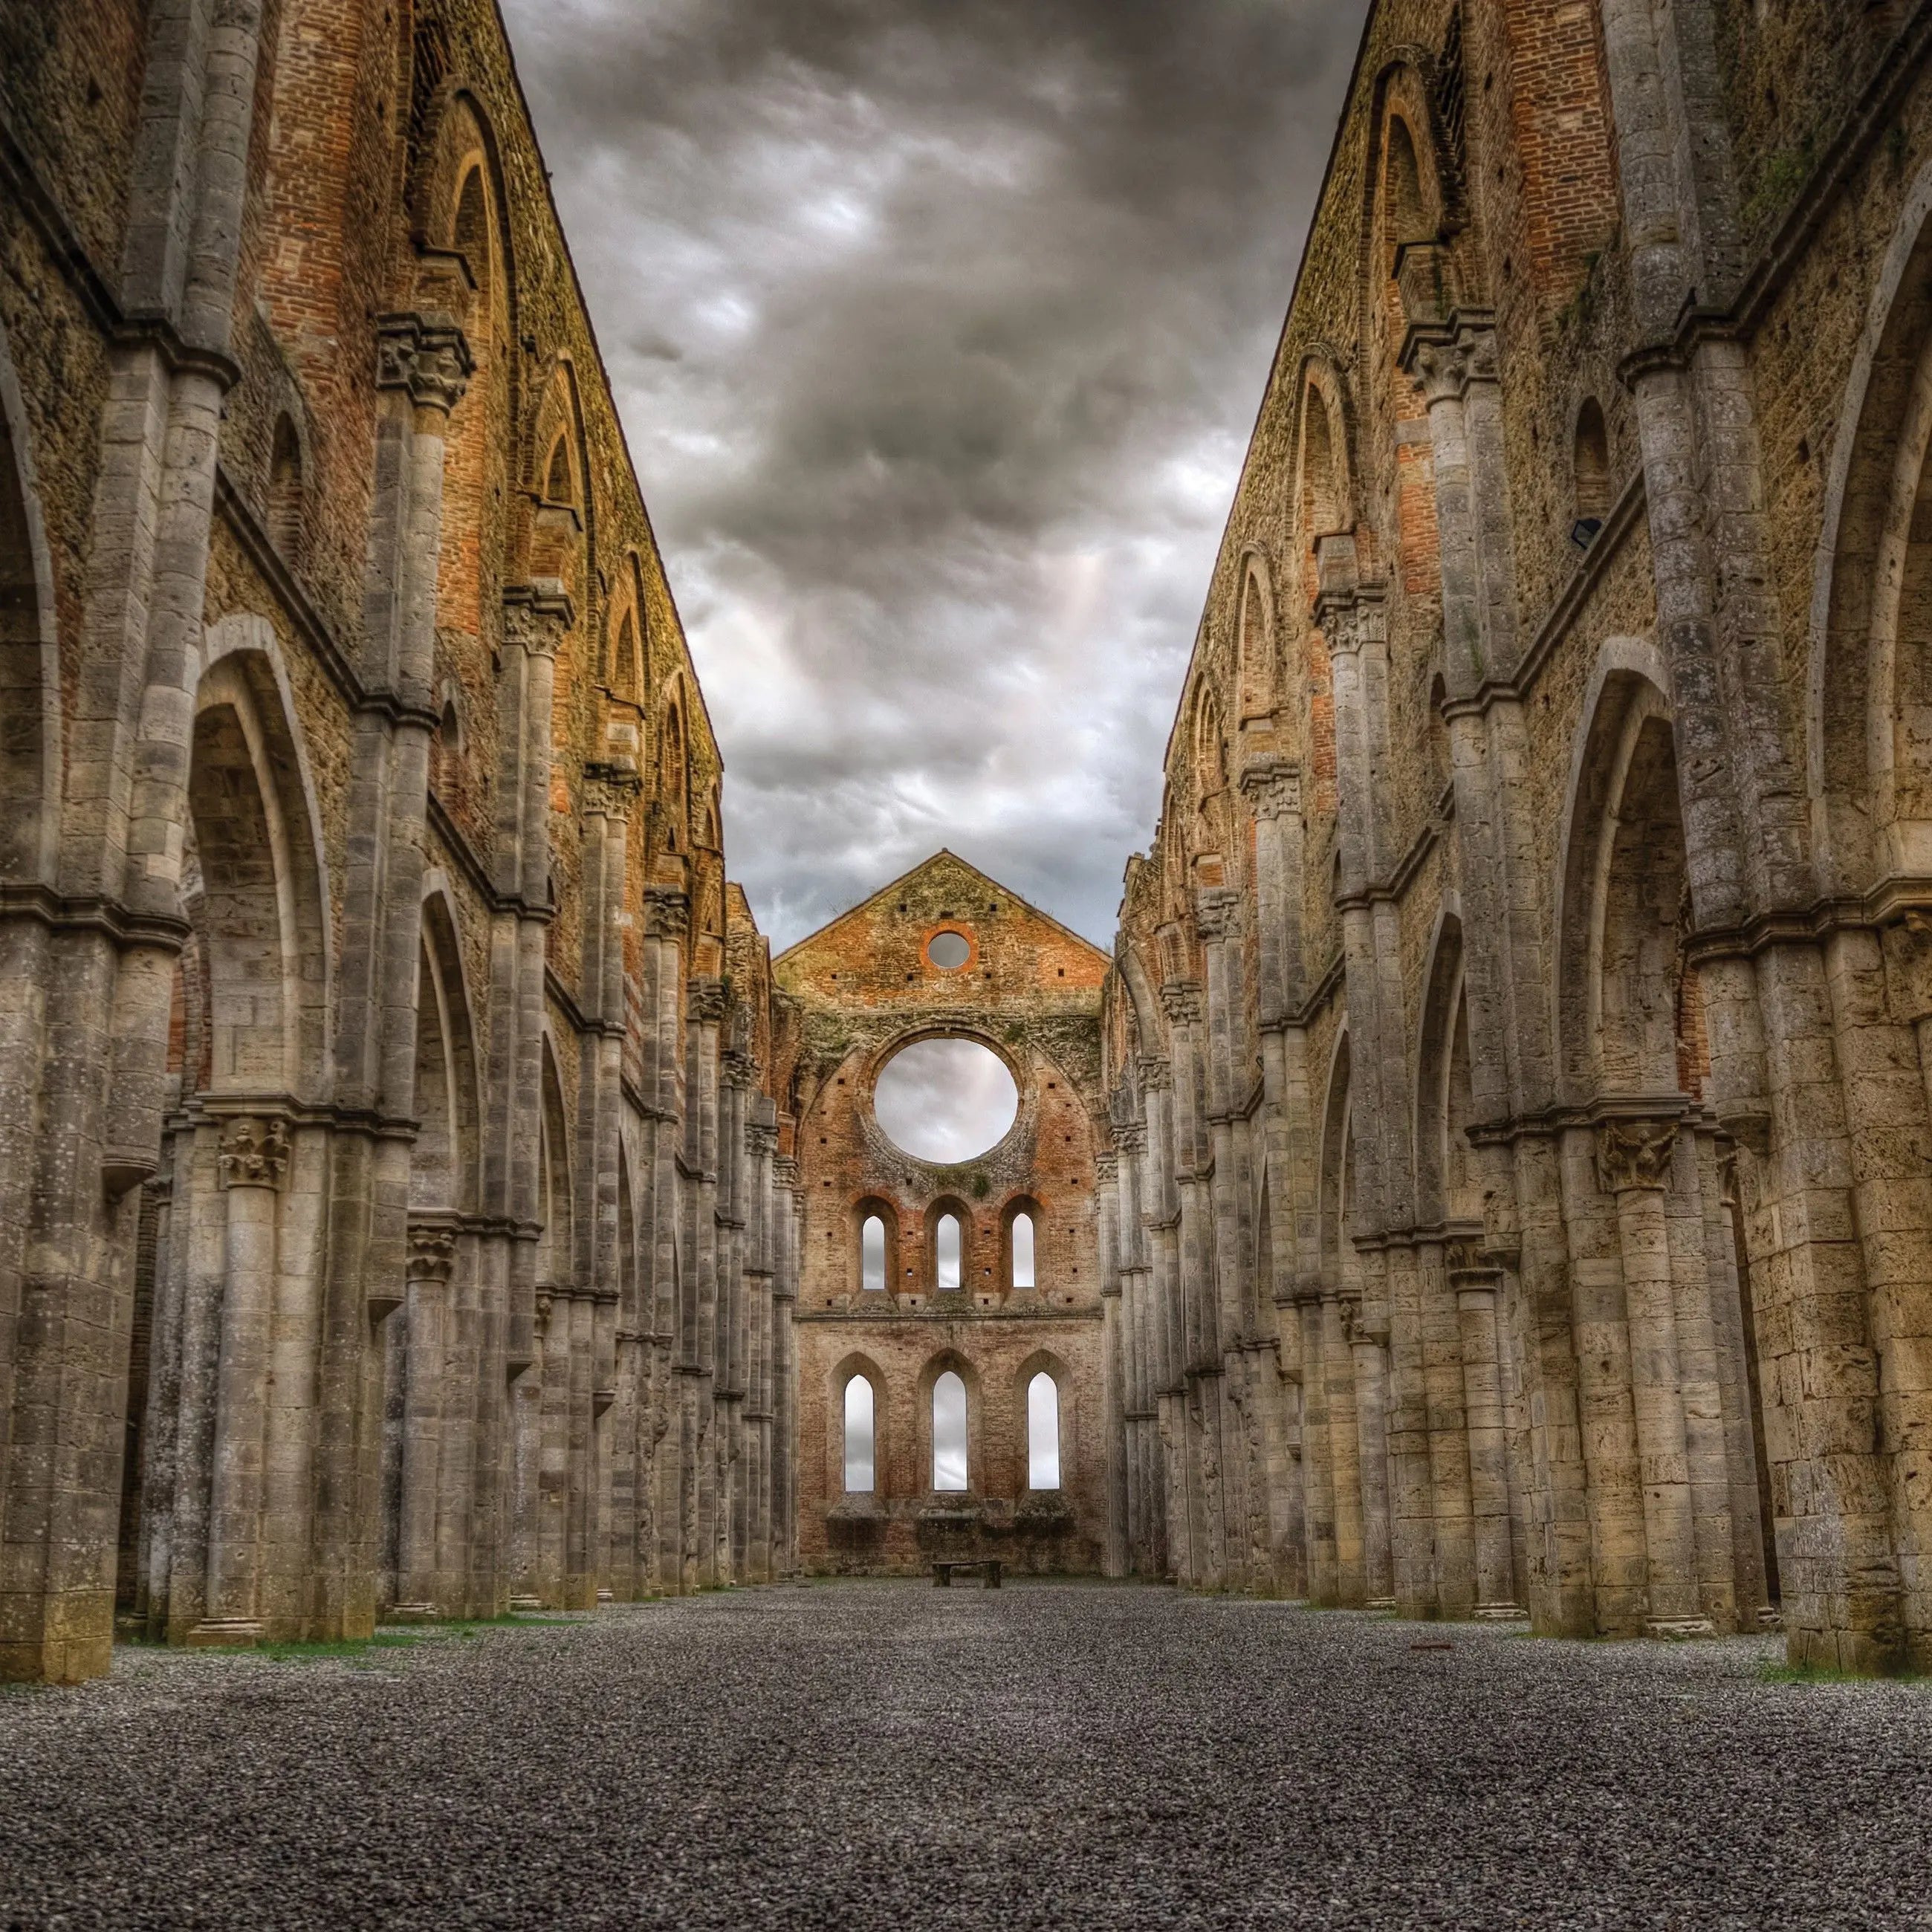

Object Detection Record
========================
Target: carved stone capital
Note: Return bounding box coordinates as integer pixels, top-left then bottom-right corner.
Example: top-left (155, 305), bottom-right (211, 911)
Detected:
top-left (720, 1048), bottom-right (758, 1092)
top-left (375, 311), bottom-right (473, 413)
top-left (583, 760), bottom-right (644, 818)
top-left (1239, 756), bottom-right (1302, 820)
top-left (1113, 1121), bottom-right (1147, 1155)
top-left (406, 1222), bottom-right (458, 1286)
top-left (1093, 1152), bottom-right (1120, 1184)
top-left (502, 580), bottom-right (574, 658)
top-left (1596, 1118), bottom-right (1678, 1194)
top-left (1138, 1057), bottom-right (1173, 1095)
top-left (1411, 320), bottom-right (1500, 403)
top-left (1158, 980), bottom-right (1203, 1028)
top-left (687, 976), bottom-right (728, 1027)
top-left (217, 1115), bottom-right (289, 1190)
top-left (773, 1155), bottom-right (801, 1187)
top-left (1194, 887), bottom-right (1242, 944)
top-left (644, 885), bottom-right (690, 941)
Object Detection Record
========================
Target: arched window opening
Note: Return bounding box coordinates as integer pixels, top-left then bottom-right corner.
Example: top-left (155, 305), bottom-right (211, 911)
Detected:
top-left (267, 415), bottom-right (302, 557)
top-left (1010, 1210), bottom-right (1035, 1289)
top-left (843, 1375), bottom-right (876, 1494)
top-left (932, 1369), bottom-right (968, 1491)
top-left (1302, 388), bottom-right (1342, 542)
top-left (1573, 398), bottom-right (1610, 544)
top-left (1237, 563), bottom-right (1274, 720)
top-left (545, 434), bottom-right (571, 505)
top-left (614, 610), bottom-right (638, 698)
top-left (1428, 671), bottom-right (1451, 797)
top-left (1385, 116), bottom-right (1430, 254)
top-left (429, 696), bottom-right (460, 794)
top-left (935, 1211), bottom-right (962, 1290)
top-left (454, 166), bottom-right (490, 291)
top-left (860, 1213), bottom-right (886, 1293)
top-left (1027, 1372), bottom-right (1060, 1491)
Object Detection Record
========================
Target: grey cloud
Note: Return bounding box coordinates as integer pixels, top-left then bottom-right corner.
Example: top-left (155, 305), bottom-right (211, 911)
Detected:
top-left (499, 0), bottom-right (1367, 945)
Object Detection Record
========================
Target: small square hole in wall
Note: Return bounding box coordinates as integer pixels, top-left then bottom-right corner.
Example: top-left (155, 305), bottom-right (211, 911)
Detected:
top-left (1046, 1082), bottom-right (1056, 1089)
top-left (1057, 968), bottom-right (1064, 976)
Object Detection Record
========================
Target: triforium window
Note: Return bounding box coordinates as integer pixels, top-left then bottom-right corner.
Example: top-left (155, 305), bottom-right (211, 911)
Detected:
top-left (1011, 1210), bottom-right (1035, 1289)
top-left (935, 1212), bottom-right (962, 1289)
top-left (1028, 1372), bottom-right (1060, 1490)
top-left (932, 1370), bottom-right (968, 1491)
top-left (843, 1376), bottom-right (876, 1494)
top-left (860, 1213), bottom-right (886, 1293)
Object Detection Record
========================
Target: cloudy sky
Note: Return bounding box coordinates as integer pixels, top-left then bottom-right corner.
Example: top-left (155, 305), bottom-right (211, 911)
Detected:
top-left (497, 0), bottom-right (1368, 948)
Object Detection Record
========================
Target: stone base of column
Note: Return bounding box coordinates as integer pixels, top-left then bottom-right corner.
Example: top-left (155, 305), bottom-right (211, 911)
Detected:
top-left (386, 1603), bottom-right (441, 1624)
top-left (1645, 1615), bottom-right (1716, 1639)
top-left (508, 1595), bottom-right (542, 1612)
top-left (1755, 1605), bottom-right (1784, 1630)
top-left (1367, 1597), bottom-right (1396, 1612)
top-left (1474, 1601), bottom-right (1527, 1621)
top-left (183, 1619), bottom-right (264, 1648)
top-left (597, 1589), bottom-right (614, 1603)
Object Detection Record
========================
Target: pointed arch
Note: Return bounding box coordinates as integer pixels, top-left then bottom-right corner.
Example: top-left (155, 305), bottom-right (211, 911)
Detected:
top-left (1318, 1027), bottom-right (1352, 1281)
top-left (190, 617), bottom-right (333, 1096)
top-left (537, 1033), bottom-right (574, 1289)
top-left (1236, 549), bottom-right (1278, 723)
top-left (525, 360), bottom-right (594, 586)
top-left (1809, 155), bottom-right (1932, 891)
top-left (0, 317), bottom-right (62, 886)
top-left (1552, 642), bottom-right (1696, 1103)
top-left (1414, 907), bottom-right (1478, 1229)
top-left (416, 881), bottom-right (482, 1215)
top-left (1294, 357), bottom-right (1354, 551)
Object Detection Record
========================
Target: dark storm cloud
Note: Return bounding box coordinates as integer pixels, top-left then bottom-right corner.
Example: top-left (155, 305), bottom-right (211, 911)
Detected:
top-left (497, 0), bottom-right (1367, 947)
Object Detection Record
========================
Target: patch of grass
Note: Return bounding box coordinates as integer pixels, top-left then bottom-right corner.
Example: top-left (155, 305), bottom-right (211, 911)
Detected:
top-left (256, 1632), bottom-right (424, 1664)
top-left (1757, 1657), bottom-right (1923, 1687)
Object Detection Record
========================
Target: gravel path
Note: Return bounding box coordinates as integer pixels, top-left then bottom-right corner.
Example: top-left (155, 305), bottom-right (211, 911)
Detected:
top-left (1, 1582), bottom-right (1929, 1930)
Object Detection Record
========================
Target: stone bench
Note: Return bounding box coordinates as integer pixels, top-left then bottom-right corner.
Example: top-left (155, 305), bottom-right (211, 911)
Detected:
top-left (932, 1559), bottom-right (1002, 1589)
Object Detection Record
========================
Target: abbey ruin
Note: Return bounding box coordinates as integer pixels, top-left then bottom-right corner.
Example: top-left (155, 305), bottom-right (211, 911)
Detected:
top-left (3, 0), bottom-right (1932, 1690)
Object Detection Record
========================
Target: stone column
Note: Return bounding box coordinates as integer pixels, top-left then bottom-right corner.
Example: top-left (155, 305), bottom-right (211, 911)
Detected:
top-left (393, 1223), bottom-right (456, 1617)
top-left (1346, 1298), bottom-right (1394, 1607)
top-left (191, 1117), bottom-right (289, 1643)
top-left (1599, 1119), bottom-right (1708, 1635)
top-left (1450, 1244), bottom-right (1520, 1618)
top-left (772, 1153), bottom-right (802, 1576)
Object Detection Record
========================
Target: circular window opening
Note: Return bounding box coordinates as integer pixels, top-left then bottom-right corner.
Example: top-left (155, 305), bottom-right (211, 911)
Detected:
top-left (927, 929), bottom-right (970, 970)
top-left (873, 1037), bottom-right (1018, 1164)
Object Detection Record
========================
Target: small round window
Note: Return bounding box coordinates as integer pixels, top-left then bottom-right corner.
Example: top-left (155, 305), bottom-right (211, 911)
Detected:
top-left (927, 930), bottom-right (970, 970)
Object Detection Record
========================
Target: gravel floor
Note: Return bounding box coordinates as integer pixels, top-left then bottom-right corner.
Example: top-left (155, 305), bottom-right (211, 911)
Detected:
top-left (1, 1582), bottom-right (1930, 1931)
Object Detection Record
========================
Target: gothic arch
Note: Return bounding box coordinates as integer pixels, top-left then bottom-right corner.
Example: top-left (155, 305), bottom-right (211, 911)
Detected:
top-left (1318, 1026), bottom-right (1352, 1281)
top-left (829, 1350), bottom-right (887, 1495)
top-left (0, 317), bottom-right (62, 886)
top-left (537, 1033), bottom-right (574, 1290)
top-left (525, 360), bottom-right (594, 588)
top-left (415, 881), bottom-right (482, 1216)
top-left (1013, 1347), bottom-right (1073, 1491)
top-left (189, 617), bottom-right (333, 1098)
top-left (1808, 155), bottom-right (1932, 892)
top-left (1236, 549), bottom-right (1278, 723)
top-left (1413, 906), bottom-right (1478, 1229)
top-left (1294, 357), bottom-right (1355, 553)
top-left (1553, 645), bottom-right (1696, 1103)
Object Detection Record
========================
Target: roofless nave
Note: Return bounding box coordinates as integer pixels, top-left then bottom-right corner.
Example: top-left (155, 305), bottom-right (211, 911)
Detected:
top-left (1, 0), bottom-right (1930, 1687)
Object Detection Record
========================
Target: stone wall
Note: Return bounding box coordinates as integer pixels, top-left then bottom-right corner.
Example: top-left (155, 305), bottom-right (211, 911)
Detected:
top-left (1100, 0), bottom-right (1932, 1673)
top-left (0, 0), bottom-right (798, 1682)
top-left (777, 852), bottom-right (1109, 1576)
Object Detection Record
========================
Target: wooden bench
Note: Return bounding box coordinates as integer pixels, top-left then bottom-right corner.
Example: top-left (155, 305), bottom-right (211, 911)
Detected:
top-left (932, 1559), bottom-right (1002, 1589)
